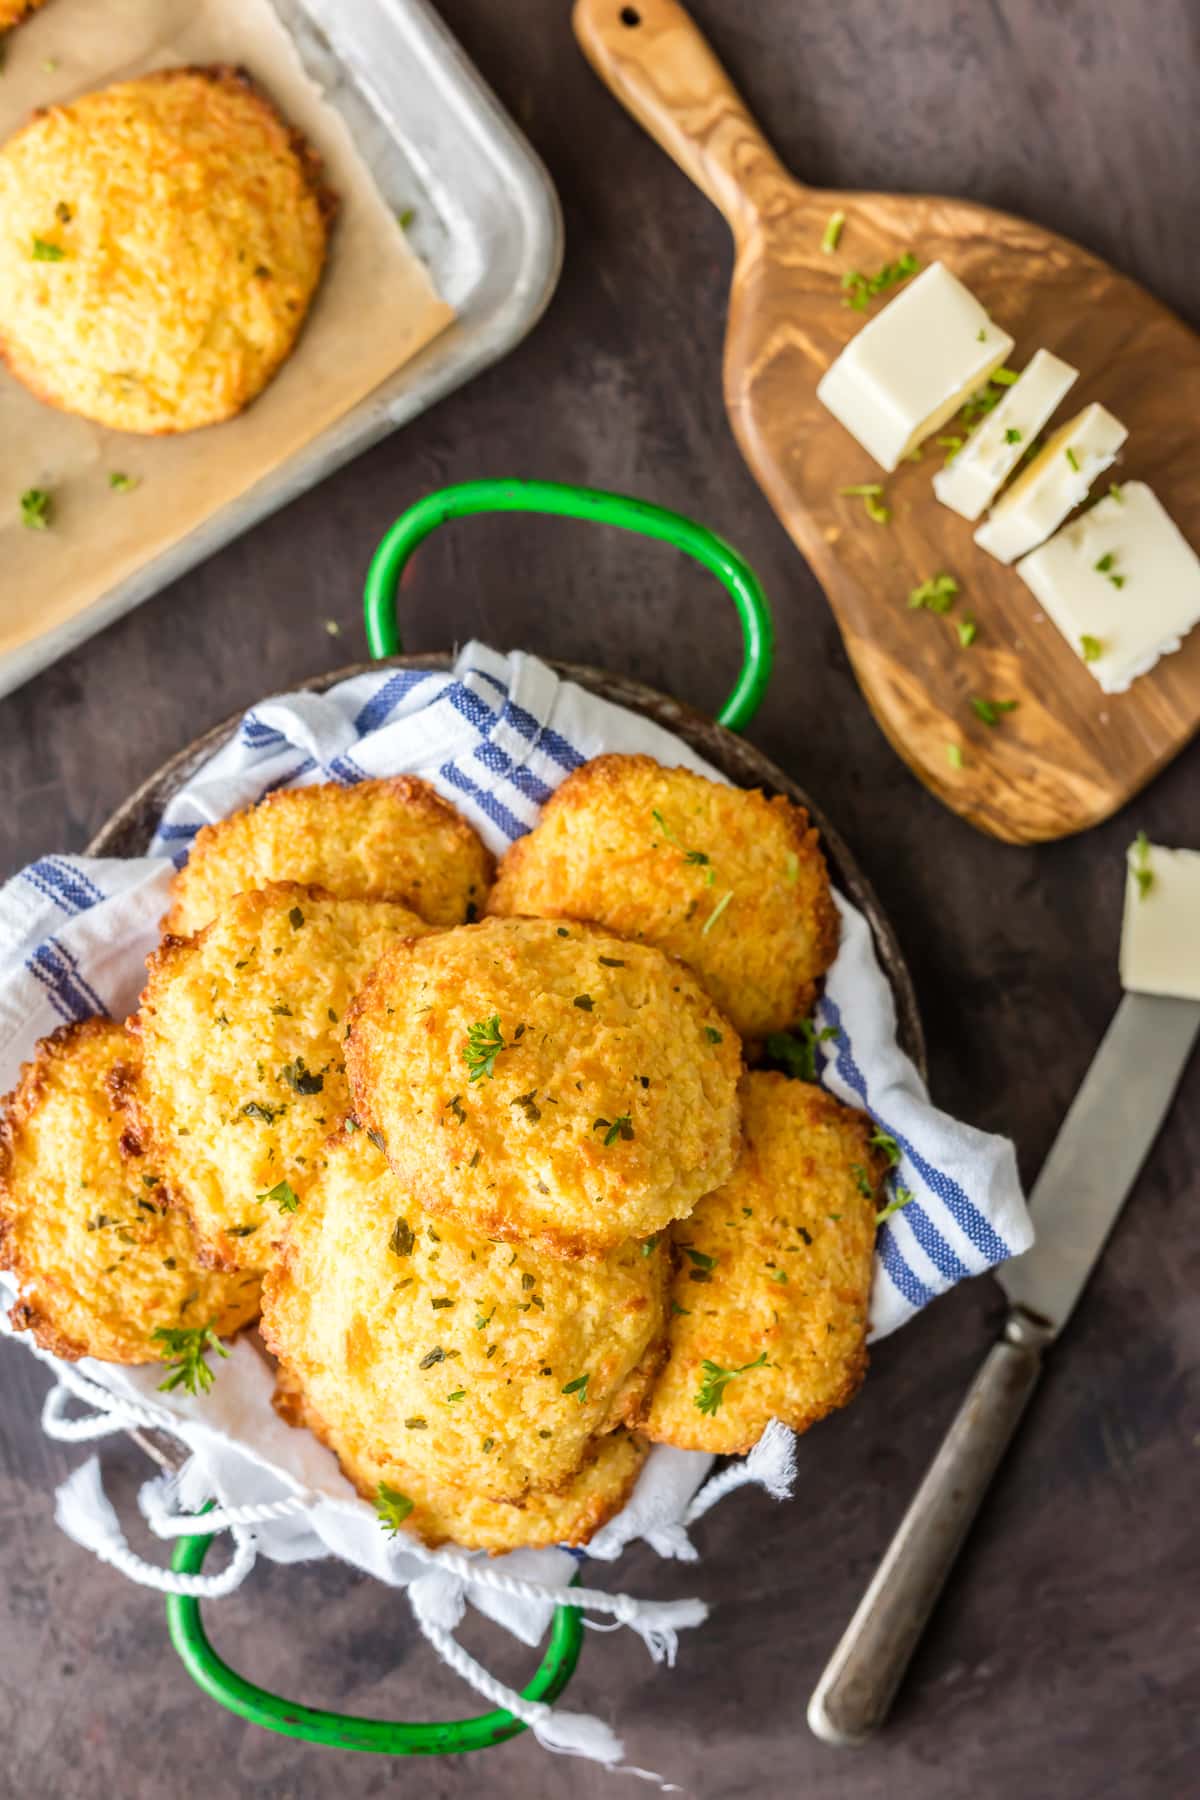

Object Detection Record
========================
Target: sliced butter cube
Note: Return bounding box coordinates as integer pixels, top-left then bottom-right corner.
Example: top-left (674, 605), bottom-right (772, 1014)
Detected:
top-left (1120, 842), bottom-right (1200, 1003)
top-left (932, 349), bottom-right (1078, 521)
top-left (1016, 482), bottom-right (1200, 693)
top-left (817, 261), bottom-right (1014, 473)
top-left (974, 403), bottom-right (1127, 564)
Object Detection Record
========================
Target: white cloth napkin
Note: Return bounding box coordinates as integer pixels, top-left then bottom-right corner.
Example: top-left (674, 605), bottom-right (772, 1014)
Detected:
top-left (0, 642), bottom-right (1032, 1770)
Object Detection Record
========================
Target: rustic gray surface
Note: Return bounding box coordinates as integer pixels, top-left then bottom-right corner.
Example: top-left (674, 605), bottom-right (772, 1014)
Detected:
top-left (2, 2), bottom-right (1198, 1796)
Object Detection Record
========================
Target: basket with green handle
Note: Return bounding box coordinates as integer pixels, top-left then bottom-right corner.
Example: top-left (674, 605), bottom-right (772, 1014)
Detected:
top-left (165, 477), bottom-right (775, 1753)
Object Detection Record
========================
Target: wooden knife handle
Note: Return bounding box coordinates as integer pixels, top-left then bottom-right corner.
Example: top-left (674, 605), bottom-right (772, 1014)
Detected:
top-left (807, 1312), bottom-right (1052, 1745)
top-left (571, 0), bottom-right (793, 241)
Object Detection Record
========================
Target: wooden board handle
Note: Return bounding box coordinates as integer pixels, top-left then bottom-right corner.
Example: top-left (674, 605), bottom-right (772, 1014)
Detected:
top-left (572, 0), bottom-right (794, 242)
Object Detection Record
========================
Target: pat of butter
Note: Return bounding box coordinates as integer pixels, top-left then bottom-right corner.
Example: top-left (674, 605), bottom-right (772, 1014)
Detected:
top-left (817, 262), bottom-right (1014, 473)
top-left (1120, 842), bottom-right (1200, 1003)
top-left (974, 403), bottom-right (1127, 564)
top-left (1017, 482), bottom-right (1200, 693)
top-left (932, 349), bottom-right (1078, 521)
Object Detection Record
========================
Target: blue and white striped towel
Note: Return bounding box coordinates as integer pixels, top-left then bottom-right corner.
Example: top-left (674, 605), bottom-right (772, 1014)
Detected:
top-left (0, 640), bottom-right (1030, 1336)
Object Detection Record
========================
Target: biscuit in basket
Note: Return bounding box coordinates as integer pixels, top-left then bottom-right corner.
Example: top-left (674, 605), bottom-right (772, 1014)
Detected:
top-left (262, 1130), bottom-right (667, 1503)
top-left (643, 1071), bottom-right (882, 1454)
top-left (274, 1365), bottom-right (648, 1553)
top-left (136, 884), bottom-right (431, 1273)
top-left (0, 1018), bottom-right (260, 1362)
top-left (486, 753), bottom-right (839, 1042)
top-left (165, 777), bottom-right (493, 938)
top-left (346, 915), bottom-right (744, 1257)
top-left (0, 66), bottom-right (335, 432)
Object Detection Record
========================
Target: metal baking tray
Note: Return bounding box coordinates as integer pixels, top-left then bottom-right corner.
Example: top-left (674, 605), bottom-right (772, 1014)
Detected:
top-left (0, 0), bottom-right (563, 700)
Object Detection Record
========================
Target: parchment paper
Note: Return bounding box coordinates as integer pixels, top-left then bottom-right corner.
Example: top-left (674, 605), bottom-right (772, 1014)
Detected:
top-left (0, 0), bottom-right (455, 661)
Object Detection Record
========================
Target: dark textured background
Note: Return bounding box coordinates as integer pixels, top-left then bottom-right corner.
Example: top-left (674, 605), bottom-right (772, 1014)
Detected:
top-left (2, 3), bottom-right (1198, 1796)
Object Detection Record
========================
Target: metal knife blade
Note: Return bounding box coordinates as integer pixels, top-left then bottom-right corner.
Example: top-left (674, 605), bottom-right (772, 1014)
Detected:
top-left (998, 991), bottom-right (1200, 1336)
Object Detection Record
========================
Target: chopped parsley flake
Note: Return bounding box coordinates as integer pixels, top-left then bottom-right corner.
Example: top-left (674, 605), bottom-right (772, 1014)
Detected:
top-left (946, 742), bottom-right (964, 771)
top-left (820, 209), bottom-right (845, 254)
top-left (593, 1113), bottom-right (634, 1147)
top-left (279, 1056), bottom-right (324, 1096)
top-left (418, 1347), bottom-right (446, 1370)
top-left (108, 472), bottom-right (140, 492)
top-left (694, 1351), bottom-right (768, 1416)
top-left (376, 1482), bottom-right (414, 1534)
top-left (840, 251), bottom-right (919, 311)
top-left (573, 994), bottom-right (595, 1011)
top-left (876, 1185), bottom-right (916, 1226)
top-left (446, 1389), bottom-right (466, 1403)
top-left (681, 1246), bottom-right (717, 1275)
top-left (970, 696), bottom-right (1018, 727)
top-left (512, 1089), bottom-right (541, 1123)
top-left (870, 1128), bottom-right (901, 1166)
top-left (651, 808), bottom-right (714, 878)
top-left (463, 1014), bottom-right (506, 1081)
top-left (1080, 634), bottom-right (1103, 663)
top-left (598, 955), bottom-right (626, 967)
top-left (257, 1179), bottom-right (299, 1214)
top-left (392, 1216), bottom-right (420, 1260)
top-left (20, 488), bottom-right (51, 530)
top-left (851, 1163), bottom-right (874, 1198)
top-left (1065, 447), bottom-right (1081, 472)
top-left (562, 1374), bottom-right (590, 1402)
top-left (907, 573), bottom-right (958, 614)
top-left (152, 1320), bottom-right (228, 1396)
top-left (957, 617), bottom-right (977, 649)
top-left (992, 367), bottom-right (1018, 386)
top-left (288, 906), bottom-right (305, 930)
top-left (31, 237), bottom-right (65, 261)
top-left (241, 1099), bottom-right (284, 1124)
top-left (1004, 428), bottom-right (1022, 444)
top-left (702, 891), bottom-right (733, 935)
top-left (1131, 830), bottom-right (1154, 899)
top-left (838, 483), bottom-right (891, 524)
top-left (765, 1019), bottom-right (837, 1083)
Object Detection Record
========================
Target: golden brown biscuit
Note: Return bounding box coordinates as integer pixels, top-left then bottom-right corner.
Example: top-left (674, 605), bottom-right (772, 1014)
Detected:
top-left (262, 1130), bottom-right (666, 1502)
top-left (274, 1366), bottom-right (647, 1553)
top-left (0, 66), bottom-right (334, 432)
top-left (0, 1), bottom-right (49, 30)
top-left (346, 915), bottom-right (743, 1258)
top-left (643, 1072), bottom-right (882, 1454)
top-left (135, 884), bottom-right (431, 1273)
top-left (486, 754), bottom-right (839, 1042)
top-left (166, 778), bottom-right (492, 938)
top-left (0, 1018), bottom-right (260, 1362)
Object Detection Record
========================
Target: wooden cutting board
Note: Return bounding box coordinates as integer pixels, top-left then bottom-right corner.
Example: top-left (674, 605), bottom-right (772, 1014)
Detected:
top-left (573, 0), bottom-right (1200, 844)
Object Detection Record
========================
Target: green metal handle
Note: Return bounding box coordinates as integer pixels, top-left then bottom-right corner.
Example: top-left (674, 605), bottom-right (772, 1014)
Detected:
top-left (165, 1525), bottom-right (584, 1754)
top-left (363, 478), bottom-right (774, 732)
